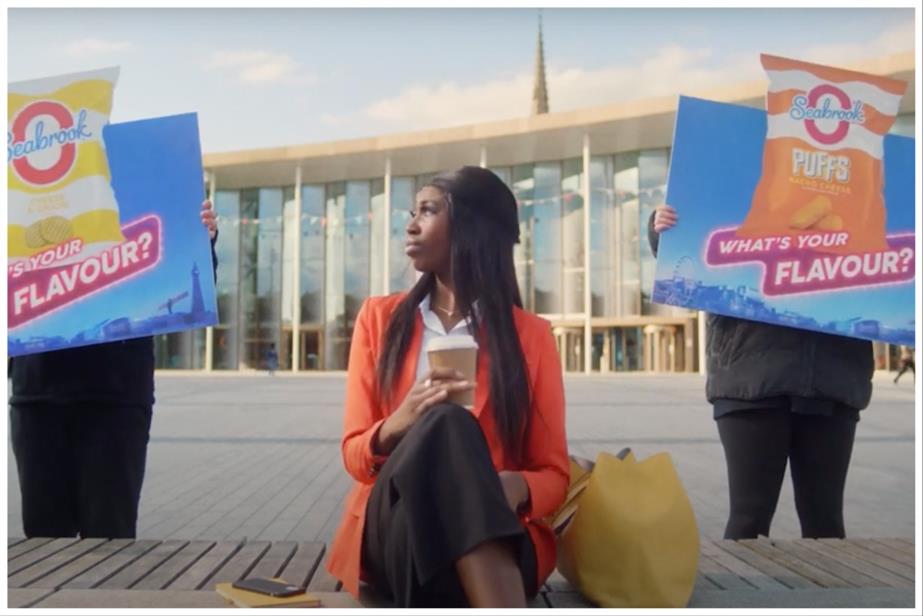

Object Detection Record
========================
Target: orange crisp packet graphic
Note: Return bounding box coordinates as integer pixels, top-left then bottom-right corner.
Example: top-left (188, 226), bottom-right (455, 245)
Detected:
top-left (736, 54), bottom-right (907, 254)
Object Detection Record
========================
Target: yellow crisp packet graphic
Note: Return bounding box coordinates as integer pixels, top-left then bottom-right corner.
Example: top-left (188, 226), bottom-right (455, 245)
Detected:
top-left (737, 54), bottom-right (907, 254)
top-left (8, 66), bottom-right (124, 269)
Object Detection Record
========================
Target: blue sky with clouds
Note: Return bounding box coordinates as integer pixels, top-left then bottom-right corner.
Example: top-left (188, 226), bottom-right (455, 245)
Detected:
top-left (8, 7), bottom-right (915, 154)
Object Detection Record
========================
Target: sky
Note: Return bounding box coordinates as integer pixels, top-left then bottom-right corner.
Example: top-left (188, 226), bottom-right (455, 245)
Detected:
top-left (7, 7), bottom-right (916, 154)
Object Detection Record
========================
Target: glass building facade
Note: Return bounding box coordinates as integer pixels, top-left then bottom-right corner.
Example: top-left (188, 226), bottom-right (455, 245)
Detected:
top-left (153, 145), bottom-right (691, 371)
top-left (154, 107), bottom-right (915, 373)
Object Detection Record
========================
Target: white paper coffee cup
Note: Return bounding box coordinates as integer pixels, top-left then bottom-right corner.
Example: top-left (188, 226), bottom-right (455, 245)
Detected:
top-left (426, 334), bottom-right (478, 408)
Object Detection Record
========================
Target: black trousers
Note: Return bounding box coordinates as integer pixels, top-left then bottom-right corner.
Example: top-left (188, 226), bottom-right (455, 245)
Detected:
top-left (10, 403), bottom-right (152, 538)
top-left (716, 408), bottom-right (857, 540)
top-left (362, 403), bottom-right (537, 607)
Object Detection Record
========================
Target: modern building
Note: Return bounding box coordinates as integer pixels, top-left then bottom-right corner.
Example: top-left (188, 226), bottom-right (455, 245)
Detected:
top-left (153, 47), bottom-right (916, 373)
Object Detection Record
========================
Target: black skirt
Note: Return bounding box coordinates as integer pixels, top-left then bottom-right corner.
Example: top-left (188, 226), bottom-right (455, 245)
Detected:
top-left (361, 403), bottom-right (537, 607)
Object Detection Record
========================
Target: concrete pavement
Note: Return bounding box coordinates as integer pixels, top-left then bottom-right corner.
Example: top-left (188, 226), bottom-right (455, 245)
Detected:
top-left (7, 372), bottom-right (916, 543)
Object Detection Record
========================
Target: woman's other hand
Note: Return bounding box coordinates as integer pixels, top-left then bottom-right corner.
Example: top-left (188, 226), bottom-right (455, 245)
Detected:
top-left (498, 470), bottom-right (529, 514)
top-left (374, 367), bottom-right (473, 455)
top-left (201, 199), bottom-right (218, 240)
top-left (653, 204), bottom-right (678, 233)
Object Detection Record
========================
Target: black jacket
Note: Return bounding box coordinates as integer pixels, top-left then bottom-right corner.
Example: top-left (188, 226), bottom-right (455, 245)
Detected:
top-left (10, 232), bottom-right (219, 408)
top-left (647, 212), bottom-right (873, 410)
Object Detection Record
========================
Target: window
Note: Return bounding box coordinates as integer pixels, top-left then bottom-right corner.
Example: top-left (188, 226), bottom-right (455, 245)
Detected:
top-left (212, 190), bottom-right (241, 369)
top-left (533, 162), bottom-right (563, 315)
top-left (390, 177), bottom-right (416, 292)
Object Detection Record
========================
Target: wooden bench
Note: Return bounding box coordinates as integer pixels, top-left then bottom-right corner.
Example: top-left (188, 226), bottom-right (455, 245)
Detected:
top-left (6, 536), bottom-right (915, 608)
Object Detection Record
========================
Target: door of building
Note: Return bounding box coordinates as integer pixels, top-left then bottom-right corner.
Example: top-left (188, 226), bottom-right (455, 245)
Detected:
top-left (553, 327), bottom-right (584, 373)
top-left (299, 328), bottom-right (323, 370)
top-left (642, 324), bottom-right (682, 372)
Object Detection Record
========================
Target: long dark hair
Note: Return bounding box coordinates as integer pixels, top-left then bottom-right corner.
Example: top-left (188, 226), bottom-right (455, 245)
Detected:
top-left (375, 166), bottom-right (531, 464)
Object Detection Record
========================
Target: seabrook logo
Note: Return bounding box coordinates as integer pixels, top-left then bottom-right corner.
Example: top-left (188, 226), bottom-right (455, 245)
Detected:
top-left (7, 101), bottom-right (92, 186)
top-left (789, 84), bottom-right (865, 146)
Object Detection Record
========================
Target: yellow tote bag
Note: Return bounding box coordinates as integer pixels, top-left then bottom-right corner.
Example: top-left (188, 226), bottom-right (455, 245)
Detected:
top-left (552, 449), bottom-right (700, 608)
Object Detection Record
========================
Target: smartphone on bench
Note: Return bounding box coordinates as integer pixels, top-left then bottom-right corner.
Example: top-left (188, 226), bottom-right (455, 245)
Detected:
top-left (231, 577), bottom-right (304, 597)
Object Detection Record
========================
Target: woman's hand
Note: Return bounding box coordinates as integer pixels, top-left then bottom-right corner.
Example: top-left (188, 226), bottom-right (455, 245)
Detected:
top-left (653, 204), bottom-right (678, 233)
top-left (374, 367), bottom-right (473, 455)
top-left (498, 470), bottom-right (530, 514)
top-left (201, 199), bottom-right (218, 240)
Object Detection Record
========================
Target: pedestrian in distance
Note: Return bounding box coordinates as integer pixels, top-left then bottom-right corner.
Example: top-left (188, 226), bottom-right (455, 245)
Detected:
top-left (265, 343), bottom-right (279, 376)
top-left (894, 346), bottom-right (915, 384)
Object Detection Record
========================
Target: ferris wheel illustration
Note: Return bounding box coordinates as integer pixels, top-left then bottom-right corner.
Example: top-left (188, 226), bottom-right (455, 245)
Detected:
top-left (672, 256), bottom-right (695, 281)
top-left (661, 255), bottom-right (697, 304)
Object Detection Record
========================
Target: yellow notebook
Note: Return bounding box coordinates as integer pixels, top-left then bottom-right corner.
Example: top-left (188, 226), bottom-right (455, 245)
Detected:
top-left (215, 579), bottom-right (322, 608)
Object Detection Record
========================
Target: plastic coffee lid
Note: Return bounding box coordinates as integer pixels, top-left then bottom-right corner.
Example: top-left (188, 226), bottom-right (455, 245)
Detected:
top-left (426, 334), bottom-right (478, 351)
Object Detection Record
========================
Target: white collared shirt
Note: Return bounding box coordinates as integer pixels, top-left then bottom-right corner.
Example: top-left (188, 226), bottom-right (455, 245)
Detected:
top-left (415, 294), bottom-right (477, 383)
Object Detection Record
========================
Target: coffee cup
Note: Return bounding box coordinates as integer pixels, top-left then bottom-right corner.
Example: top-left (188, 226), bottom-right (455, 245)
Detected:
top-left (426, 334), bottom-right (478, 408)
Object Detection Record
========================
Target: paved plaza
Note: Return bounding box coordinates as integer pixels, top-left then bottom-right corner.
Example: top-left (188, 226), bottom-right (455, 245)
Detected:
top-left (7, 372), bottom-right (917, 545)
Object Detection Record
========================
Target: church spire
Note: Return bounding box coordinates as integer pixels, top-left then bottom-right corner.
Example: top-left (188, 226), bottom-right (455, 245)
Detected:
top-left (531, 12), bottom-right (549, 115)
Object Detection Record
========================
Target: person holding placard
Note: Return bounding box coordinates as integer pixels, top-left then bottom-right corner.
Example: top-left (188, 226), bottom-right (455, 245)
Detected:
top-left (9, 200), bottom-right (219, 539)
top-left (649, 204), bottom-right (872, 541)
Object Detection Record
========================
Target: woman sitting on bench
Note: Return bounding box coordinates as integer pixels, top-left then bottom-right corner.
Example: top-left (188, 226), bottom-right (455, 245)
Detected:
top-left (326, 166), bottom-right (569, 607)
